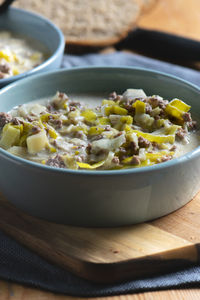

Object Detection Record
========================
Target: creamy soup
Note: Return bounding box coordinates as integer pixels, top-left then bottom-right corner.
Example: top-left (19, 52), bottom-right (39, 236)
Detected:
top-left (0, 31), bottom-right (48, 78)
top-left (0, 89), bottom-right (199, 170)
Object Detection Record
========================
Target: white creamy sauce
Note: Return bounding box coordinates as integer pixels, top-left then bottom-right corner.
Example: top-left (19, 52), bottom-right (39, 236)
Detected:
top-left (70, 93), bottom-right (107, 108)
top-left (174, 129), bottom-right (200, 157)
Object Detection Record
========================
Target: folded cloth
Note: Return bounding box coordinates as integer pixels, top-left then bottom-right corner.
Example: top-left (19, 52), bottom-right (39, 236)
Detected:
top-left (1, 51), bottom-right (200, 296)
top-left (62, 51), bottom-right (200, 86)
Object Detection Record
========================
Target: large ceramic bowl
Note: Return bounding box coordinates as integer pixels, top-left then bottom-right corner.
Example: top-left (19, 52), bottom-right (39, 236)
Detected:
top-left (0, 7), bottom-right (65, 87)
top-left (0, 67), bottom-right (200, 227)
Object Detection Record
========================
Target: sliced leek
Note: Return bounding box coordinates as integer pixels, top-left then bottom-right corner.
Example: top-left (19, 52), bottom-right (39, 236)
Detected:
top-left (77, 160), bottom-right (105, 169)
top-left (133, 100), bottom-right (146, 114)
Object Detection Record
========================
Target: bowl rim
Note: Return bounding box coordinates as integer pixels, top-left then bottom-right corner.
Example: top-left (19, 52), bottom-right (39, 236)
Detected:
top-left (0, 65), bottom-right (200, 176)
top-left (0, 7), bottom-right (65, 83)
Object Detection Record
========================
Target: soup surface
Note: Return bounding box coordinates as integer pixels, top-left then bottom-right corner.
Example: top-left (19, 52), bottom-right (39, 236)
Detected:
top-left (0, 31), bottom-right (47, 79)
top-left (0, 89), bottom-right (199, 170)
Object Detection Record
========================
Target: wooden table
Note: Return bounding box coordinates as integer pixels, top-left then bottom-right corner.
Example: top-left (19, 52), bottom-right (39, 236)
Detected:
top-left (1, 0), bottom-right (200, 299)
top-left (0, 280), bottom-right (200, 300)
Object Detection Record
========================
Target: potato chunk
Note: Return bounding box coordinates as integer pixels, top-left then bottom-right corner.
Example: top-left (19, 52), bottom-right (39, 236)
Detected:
top-left (27, 130), bottom-right (48, 154)
top-left (122, 89), bottom-right (147, 101)
top-left (0, 124), bottom-right (20, 149)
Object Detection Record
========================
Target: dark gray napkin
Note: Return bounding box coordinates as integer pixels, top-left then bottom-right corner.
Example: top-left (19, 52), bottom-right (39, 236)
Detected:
top-left (62, 51), bottom-right (200, 86)
top-left (1, 51), bottom-right (200, 296)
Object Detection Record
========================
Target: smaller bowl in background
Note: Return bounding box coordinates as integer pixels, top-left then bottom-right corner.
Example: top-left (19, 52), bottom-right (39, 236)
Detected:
top-left (0, 7), bottom-right (65, 88)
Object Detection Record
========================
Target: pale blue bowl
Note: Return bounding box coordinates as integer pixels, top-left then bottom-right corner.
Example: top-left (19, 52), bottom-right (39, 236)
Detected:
top-left (0, 67), bottom-right (200, 227)
top-left (0, 7), bottom-right (65, 87)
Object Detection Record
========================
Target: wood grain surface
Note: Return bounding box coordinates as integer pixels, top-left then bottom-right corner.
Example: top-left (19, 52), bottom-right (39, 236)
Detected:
top-left (139, 0), bottom-right (200, 41)
top-left (0, 191), bottom-right (200, 283)
top-left (0, 280), bottom-right (199, 300)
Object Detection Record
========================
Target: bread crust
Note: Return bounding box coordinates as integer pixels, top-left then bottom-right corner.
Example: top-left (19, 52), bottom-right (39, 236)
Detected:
top-left (136, 0), bottom-right (157, 11)
top-left (65, 16), bottom-right (139, 47)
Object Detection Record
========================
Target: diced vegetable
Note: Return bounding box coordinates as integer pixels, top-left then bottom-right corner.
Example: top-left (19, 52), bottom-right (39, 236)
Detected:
top-left (98, 117), bottom-right (110, 125)
top-left (81, 109), bottom-right (97, 122)
top-left (126, 132), bottom-right (138, 147)
top-left (122, 156), bottom-right (137, 164)
top-left (12, 68), bottom-right (19, 76)
top-left (19, 134), bottom-right (28, 147)
top-left (49, 146), bottom-right (57, 153)
top-left (156, 119), bottom-right (165, 128)
top-left (0, 50), bottom-right (12, 62)
top-left (146, 151), bottom-right (174, 162)
top-left (47, 126), bottom-right (58, 139)
top-left (27, 130), bottom-right (48, 154)
top-left (133, 100), bottom-right (146, 114)
top-left (165, 99), bottom-right (191, 121)
top-left (40, 114), bottom-right (51, 122)
top-left (63, 155), bottom-right (78, 170)
top-left (170, 99), bottom-right (191, 112)
top-left (122, 89), bottom-right (147, 100)
top-left (134, 113), bottom-right (154, 129)
top-left (165, 104), bottom-right (183, 120)
top-left (77, 160), bottom-right (105, 169)
top-left (132, 129), bottom-right (175, 144)
top-left (0, 124), bottom-right (20, 149)
top-left (13, 124), bottom-right (23, 134)
top-left (165, 124), bottom-right (180, 135)
top-left (151, 107), bottom-right (161, 117)
top-left (102, 100), bottom-right (115, 106)
top-left (71, 125), bottom-right (88, 135)
top-left (88, 126), bottom-right (104, 135)
top-left (105, 105), bottom-right (128, 116)
top-left (120, 115), bottom-right (133, 124)
top-left (91, 134), bottom-right (126, 154)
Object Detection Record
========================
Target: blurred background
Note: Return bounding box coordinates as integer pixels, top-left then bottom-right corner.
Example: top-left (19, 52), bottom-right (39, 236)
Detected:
top-left (5, 0), bottom-right (200, 70)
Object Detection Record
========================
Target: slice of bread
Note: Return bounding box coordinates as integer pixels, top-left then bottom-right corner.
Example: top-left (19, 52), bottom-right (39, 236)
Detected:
top-left (138, 0), bottom-right (157, 11)
top-left (13, 0), bottom-right (142, 47)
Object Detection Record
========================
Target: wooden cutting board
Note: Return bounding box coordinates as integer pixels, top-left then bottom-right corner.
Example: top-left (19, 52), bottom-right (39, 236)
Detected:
top-left (139, 0), bottom-right (200, 42)
top-left (0, 191), bottom-right (200, 284)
